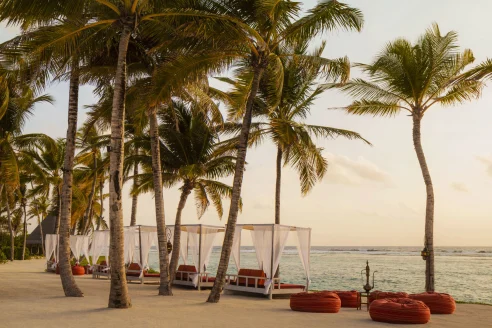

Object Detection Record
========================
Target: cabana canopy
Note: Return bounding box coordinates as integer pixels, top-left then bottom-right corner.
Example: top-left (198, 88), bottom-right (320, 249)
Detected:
top-left (228, 224), bottom-right (311, 298)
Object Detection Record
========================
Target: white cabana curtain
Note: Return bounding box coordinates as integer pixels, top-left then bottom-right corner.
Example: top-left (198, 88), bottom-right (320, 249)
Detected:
top-left (91, 230), bottom-right (109, 265)
top-left (70, 235), bottom-right (90, 264)
top-left (272, 226), bottom-right (290, 279)
top-left (200, 227), bottom-right (218, 272)
top-left (139, 230), bottom-right (158, 270)
top-left (124, 226), bottom-right (139, 264)
top-left (295, 228), bottom-right (311, 282)
top-left (250, 226), bottom-right (273, 279)
top-left (45, 234), bottom-right (58, 262)
top-left (231, 226), bottom-right (243, 271)
top-left (250, 225), bottom-right (290, 293)
top-left (180, 231), bottom-right (188, 264)
top-left (187, 227), bottom-right (199, 270)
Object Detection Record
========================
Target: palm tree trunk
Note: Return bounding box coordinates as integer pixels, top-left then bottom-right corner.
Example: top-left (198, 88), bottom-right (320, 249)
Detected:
top-left (58, 62), bottom-right (84, 297)
top-left (22, 202), bottom-right (27, 260)
top-left (207, 63), bottom-right (266, 303)
top-left (169, 184), bottom-right (192, 284)
top-left (275, 146), bottom-right (282, 225)
top-left (82, 154), bottom-right (97, 234)
top-left (5, 187), bottom-right (14, 261)
top-left (54, 185), bottom-right (62, 234)
top-left (148, 107), bottom-right (172, 296)
top-left (108, 25), bottom-right (132, 308)
top-left (31, 182), bottom-right (45, 256)
top-left (37, 213), bottom-right (44, 256)
top-left (130, 149), bottom-right (139, 226)
top-left (412, 113), bottom-right (435, 292)
top-left (96, 179), bottom-right (104, 231)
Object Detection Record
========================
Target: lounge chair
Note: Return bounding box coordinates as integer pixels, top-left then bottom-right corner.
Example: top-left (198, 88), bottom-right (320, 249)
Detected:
top-left (224, 268), bottom-right (305, 297)
top-left (46, 259), bottom-right (57, 273)
top-left (92, 260), bottom-right (111, 279)
top-left (173, 265), bottom-right (216, 289)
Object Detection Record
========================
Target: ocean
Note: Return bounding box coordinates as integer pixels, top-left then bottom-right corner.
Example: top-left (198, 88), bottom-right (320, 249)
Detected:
top-left (148, 246), bottom-right (492, 304)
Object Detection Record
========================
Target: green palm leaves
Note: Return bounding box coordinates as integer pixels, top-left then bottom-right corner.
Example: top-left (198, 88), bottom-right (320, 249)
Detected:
top-left (334, 24), bottom-right (484, 117)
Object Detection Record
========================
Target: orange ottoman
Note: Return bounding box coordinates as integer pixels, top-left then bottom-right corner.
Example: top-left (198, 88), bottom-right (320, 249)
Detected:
top-left (369, 290), bottom-right (409, 304)
top-left (72, 265), bottom-right (85, 276)
top-left (370, 298), bottom-right (430, 324)
top-left (290, 292), bottom-right (341, 313)
top-left (409, 292), bottom-right (456, 314)
top-left (328, 290), bottom-right (359, 308)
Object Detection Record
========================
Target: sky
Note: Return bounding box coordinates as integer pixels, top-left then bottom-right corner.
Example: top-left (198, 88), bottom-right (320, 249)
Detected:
top-left (1, 0), bottom-right (492, 246)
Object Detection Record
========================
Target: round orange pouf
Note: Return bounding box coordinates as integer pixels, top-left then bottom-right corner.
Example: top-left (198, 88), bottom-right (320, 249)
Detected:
top-left (72, 265), bottom-right (85, 276)
top-left (409, 292), bottom-right (456, 314)
top-left (370, 298), bottom-right (431, 324)
top-left (290, 292), bottom-right (341, 313)
top-left (328, 291), bottom-right (359, 308)
top-left (369, 290), bottom-right (409, 304)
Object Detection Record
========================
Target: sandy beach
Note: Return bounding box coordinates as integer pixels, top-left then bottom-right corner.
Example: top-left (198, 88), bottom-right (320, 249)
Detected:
top-left (0, 260), bottom-right (490, 328)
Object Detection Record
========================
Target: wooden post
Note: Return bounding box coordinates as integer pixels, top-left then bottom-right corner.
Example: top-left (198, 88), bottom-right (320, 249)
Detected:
top-left (269, 224), bottom-right (275, 300)
top-left (138, 226), bottom-right (143, 284)
top-left (198, 225), bottom-right (202, 291)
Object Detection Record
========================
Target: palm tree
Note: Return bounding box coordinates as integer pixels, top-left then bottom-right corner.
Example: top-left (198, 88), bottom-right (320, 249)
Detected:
top-left (219, 40), bottom-right (370, 225)
top-left (28, 194), bottom-right (50, 255)
top-left (333, 24), bottom-right (484, 292)
top-left (181, 0), bottom-right (363, 302)
top-left (129, 101), bottom-right (237, 287)
top-left (0, 63), bottom-right (53, 261)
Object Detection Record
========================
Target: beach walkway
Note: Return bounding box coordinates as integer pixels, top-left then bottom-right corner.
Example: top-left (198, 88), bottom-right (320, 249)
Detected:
top-left (1, 259), bottom-right (491, 328)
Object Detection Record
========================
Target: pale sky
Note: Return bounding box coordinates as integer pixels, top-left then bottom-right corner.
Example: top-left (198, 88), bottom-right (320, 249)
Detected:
top-left (1, 0), bottom-right (492, 246)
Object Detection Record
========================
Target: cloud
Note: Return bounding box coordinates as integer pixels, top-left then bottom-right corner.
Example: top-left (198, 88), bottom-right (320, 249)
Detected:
top-left (451, 182), bottom-right (468, 192)
top-left (477, 155), bottom-right (492, 177)
top-left (323, 153), bottom-right (393, 186)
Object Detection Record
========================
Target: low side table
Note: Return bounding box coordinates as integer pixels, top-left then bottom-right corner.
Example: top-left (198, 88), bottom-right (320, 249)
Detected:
top-left (357, 291), bottom-right (369, 311)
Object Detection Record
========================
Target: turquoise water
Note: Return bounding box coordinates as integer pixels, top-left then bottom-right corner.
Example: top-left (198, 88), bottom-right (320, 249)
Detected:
top-left (148, 246), bottom-right (492, 304)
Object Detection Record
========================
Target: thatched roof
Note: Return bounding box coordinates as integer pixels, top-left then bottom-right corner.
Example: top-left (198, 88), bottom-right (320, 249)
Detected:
top-left (27, 215), bottom-right (56, 245)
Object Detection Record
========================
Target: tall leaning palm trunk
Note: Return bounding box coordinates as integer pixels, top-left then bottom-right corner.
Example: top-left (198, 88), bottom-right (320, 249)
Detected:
top-left (148, 107), bottom-right (172, 296)
top-left (22, 199), bottom-right (27, 260)
top-left (130, 150), bottom-right (139, 226)
top-left (82, 154), bottom-right (98, 234)
top-left (96, 179), bottom-right (104, 231)
top-left (412, 112), bottom-right (435, 291)
top-left (274, 146), bottom-right (282, 225)
top-left (58, 63), bottom-right (84, 297)
top-left (54, 185), bottom-right (62, 234)
top-left (169, 185), bottom-right (192, 284)
top-left (107, 24), bottom-right (132, 309)
top-left (208, 63), bottom-right (265, 303)
top-left (4, 188), bottom-right (14, 261)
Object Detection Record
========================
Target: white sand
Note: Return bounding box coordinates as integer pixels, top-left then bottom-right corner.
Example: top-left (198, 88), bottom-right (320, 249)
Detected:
top-left (1, 259), bottom-right (491, 328)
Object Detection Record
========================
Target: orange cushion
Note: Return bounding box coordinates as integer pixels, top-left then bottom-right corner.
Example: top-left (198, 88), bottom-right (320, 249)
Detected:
top-left (409, 292), bottom-right (456, 314)
top-left (369, 298), bottom-right (430, 324)
top-left (290, 292), bottom-right (341, 313)
top-left (175, 265), bottom-right (197, 280)
top-left (237, 269), bottom-right (266, 286)
top-left (128, 263), bottom-right (141, 271)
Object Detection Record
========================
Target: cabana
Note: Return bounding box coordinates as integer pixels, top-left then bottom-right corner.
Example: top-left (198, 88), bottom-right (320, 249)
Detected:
top-left (224, 224), bottom-right (311, 299)
top-left (91, 230), bottom-right (110, 279)
top-left (124, 225), bottom-right (163, 284)
top-left (44, 234), bottom-right (91, 272)
top-left (172, 224), bottom-right (225, 290)
top-left (45, 234), bottom-right (59, 272)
